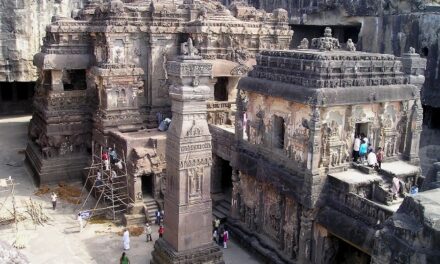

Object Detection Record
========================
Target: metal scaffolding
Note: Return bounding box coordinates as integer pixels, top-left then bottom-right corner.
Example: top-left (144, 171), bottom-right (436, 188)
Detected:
top-left (76, 142), bottom-right (132, 223)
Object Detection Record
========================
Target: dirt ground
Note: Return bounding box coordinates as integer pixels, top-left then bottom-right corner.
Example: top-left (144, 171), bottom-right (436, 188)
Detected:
top-left (0, 115), bottom-right (261, 264)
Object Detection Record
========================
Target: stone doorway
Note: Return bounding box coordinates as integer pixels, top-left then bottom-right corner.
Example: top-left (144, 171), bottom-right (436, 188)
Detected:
top-left (334, 237), bottom-right (371, 264)
top-left (141, 174), bottom-right (154, 200)
top-left (355, 122), bottom-right (370, 139)
top-left (211, 155), bottom-right (233, 220)
top-left (214, 77), bottom-right (229, 101)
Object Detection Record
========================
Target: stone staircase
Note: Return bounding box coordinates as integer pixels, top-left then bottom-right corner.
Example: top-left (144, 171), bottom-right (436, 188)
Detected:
top-left (144, 196), bottom-right (159, 223)
top-left (213, 198), bottom-right (231, 221)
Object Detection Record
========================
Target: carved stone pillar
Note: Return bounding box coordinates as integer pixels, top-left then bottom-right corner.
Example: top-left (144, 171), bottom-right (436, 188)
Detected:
top-left (307, 107), bottom-right (322, 174)
top-left (230, 169), bottom-right (240, 220)
top-left (150, 48), bottom-right (224, 264)
top-left (298, 208), bottom-right (314, 264)
top-left (404, 99), bottom-right (423, 165)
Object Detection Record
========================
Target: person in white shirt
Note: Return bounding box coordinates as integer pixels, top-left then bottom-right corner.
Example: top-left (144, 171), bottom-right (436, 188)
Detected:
top-left (367, 150), bottom-right (378, 168)
top-left (353, 134), bottom-right (361, 162)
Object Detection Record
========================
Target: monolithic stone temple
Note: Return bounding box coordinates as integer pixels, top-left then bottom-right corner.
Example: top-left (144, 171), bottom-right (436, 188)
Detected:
top-left (0, 0), bottom-right (436, 263)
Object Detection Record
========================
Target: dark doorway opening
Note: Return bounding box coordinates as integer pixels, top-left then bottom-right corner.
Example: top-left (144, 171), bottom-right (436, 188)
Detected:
top-left (220, 159), bottom-right (232, 195)
top-left (355, 123), bottom-right (369, 138)
top-left (423, 105), bottom-right (440, 129)
top-left (62, 70), bottom-right (87, 91)
top-left (142, 174), bottom-right (154, 199)
top-left (214, 77), bottom-right (229, 101)
top-left (273, 115), bottom-right (285, 149)
top-left (0, 81), bottom-right (35, 115)
top-left (290, 24), bottom-right (361, 49)
top-left (334, 237), bottom-right (371, 264)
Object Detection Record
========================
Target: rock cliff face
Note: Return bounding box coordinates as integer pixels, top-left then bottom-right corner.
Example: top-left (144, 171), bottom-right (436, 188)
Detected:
top-left (0, 0), bottom-right (84, 82)
top-left (371, 188), bottom-right (440, 264)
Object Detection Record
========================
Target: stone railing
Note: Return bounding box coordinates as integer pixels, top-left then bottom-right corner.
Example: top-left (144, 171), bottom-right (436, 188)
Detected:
top-left (206, 100), bottom-right (234, 126)
top-left (329, 190), bottom-right (394, 227)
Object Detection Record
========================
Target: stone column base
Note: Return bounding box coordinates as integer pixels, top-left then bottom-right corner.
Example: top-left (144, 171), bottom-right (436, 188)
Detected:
top-left (151, 239), bottom-right (224, 264)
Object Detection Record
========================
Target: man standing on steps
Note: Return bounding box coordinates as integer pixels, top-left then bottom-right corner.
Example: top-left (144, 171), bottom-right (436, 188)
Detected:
top-left (51, 192), bottom-right (57, 210)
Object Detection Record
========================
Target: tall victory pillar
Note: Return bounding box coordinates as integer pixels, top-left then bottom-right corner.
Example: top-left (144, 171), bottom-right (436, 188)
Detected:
top-left (151, 39), bottom-right (224, 264)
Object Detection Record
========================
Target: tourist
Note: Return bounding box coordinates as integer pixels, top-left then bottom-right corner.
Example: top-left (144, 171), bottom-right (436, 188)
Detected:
top-left (214, 218), bottom-right (220, 232)
top-left (367, 143), bottom-right (374, 153)
top-left (145, 223), bottom-right (152, 242)
top-left (51, 192), bottom-right (57, 210)
top-left (213, 229), bottom-right (219, 244)
top-left (361, 133), bottom-right (369, 145)
top-left (158, 225), bottom-right (164, 238)
top-left (109, 148), bottom-right (118, 164)
top-left (223, 228), bottom-right (229, 249)
top-left (120, 252), bottom-right (130, 264)
top-left (410, 185), bottom-right (419, 195)
top-left (123, 228), bottom-right (130, 250)
top-left (155, 210), bottom-right (161, 225)
top-left (376, 147), bottom-right (384, 169)
top-left (353, 134), bottom-right (361, 162)
top-left (102, 150), bottom-right (109, 170)
top-left (77, 213), bottom-right (83, 233)
top-left (359, 140), bottom-right (368, 164)
top-left (391, 177), bottom-right (400, 200)
top-left (218, 226), bottom-right (224, 246)
top-left (367, 150), bottom-right (378, 168)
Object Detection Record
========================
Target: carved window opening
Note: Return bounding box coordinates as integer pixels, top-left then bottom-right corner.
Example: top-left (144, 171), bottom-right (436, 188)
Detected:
top-left (273, 115), bottom-right (285, 149)
top-left (423, 105), bottom-right (440, 129)
top-left (62, 70), bottom-right (87, 91)
top-left (214, 77), bottom-right (229, 101)
top-left (290, 24), bottom-right (361, 49)
top-left (43, 71), bottom-right (52, 85)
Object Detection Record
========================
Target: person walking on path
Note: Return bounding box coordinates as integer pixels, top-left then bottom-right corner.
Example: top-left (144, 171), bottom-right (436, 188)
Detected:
top-left (123, 228), bottom-right (130, 250)
top-left (223, 228), bottom-right (229, 249)
top-left (158, 225), bottom-right (164, 238)
top-left (359, 140), bottom-right (368, 164)
top-left (120, 252), bottom-right (130, 264)
top-left (77, 213), bottom-right (83, 233)
top-left (145, 223), bottom-right (152, 242)
top-left (376, 147), bottom-right (384, 169)
top-left (51, 192), bottom-right (57, 210)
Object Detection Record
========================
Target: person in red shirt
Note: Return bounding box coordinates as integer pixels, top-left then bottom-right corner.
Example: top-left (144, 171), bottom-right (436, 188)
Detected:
top-left (158, 225), bottom-right (164, 238)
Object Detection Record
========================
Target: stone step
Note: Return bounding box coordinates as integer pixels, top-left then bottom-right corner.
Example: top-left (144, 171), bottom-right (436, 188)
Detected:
top-left (123, 213), bottom-right (147, 226)
top-left (212, 209), bottom-right (226, 220)
top-left (218, 200), bottom-right (231, 210)
top-left (215, 204), bottom-right (230, 217)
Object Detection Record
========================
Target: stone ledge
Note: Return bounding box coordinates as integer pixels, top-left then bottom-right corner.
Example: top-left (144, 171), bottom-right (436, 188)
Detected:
top-left (150, 238), bottom-right (224, 264)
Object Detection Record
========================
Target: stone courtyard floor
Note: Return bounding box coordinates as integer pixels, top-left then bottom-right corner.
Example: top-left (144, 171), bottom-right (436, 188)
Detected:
top-left (0, 115), bottom-right (261, 264)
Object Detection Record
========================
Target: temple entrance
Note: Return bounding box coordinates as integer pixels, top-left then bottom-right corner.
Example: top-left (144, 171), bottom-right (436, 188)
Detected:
top-left (0, 82), bottom-right (35, 115)
top-left (211, 155), bottom-right (233, 221)
top-left (355, 122), bottom-right (369, 138)
top-left (214, 77), bottom-right (229, 101)
top-left (142, 174), bottom-right (154, 199)
top-left (334, 237), bottom-right (371, 264)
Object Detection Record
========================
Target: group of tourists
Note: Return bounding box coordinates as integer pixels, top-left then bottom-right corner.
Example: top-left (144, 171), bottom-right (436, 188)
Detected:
top-left (213, 218), bottom-right (229, 249)
top-left (352, 133), bottom-right (384, 169)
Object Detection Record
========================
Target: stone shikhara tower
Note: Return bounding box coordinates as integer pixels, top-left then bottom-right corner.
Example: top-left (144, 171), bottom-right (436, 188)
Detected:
top-left (151, 39), bottom-right (224, 264)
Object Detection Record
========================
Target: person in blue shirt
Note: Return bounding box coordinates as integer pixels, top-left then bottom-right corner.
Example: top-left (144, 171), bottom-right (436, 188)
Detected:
top-left (359, 140), bottom-right (368, 164)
